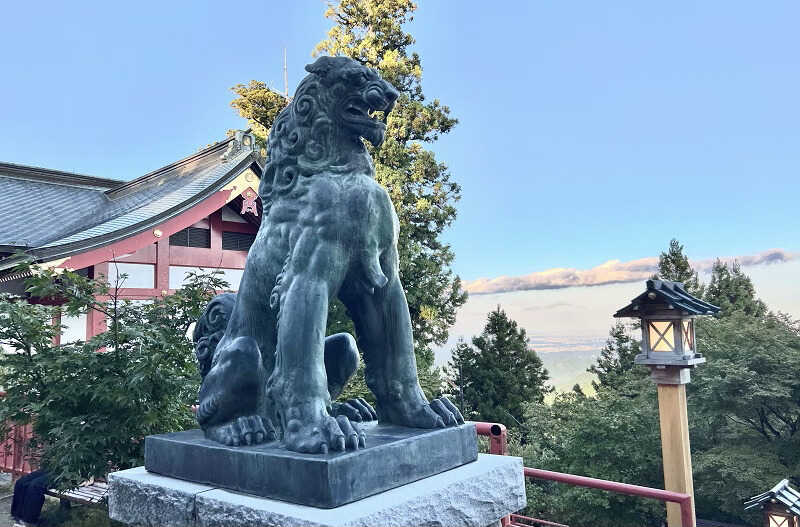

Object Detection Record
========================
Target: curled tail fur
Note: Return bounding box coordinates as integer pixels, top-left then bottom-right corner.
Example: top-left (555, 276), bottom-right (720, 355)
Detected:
top-left (193, 293), bottom-right (236, 379)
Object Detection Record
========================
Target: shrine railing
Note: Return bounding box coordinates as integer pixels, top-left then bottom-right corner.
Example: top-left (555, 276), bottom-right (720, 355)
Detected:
top-left (474, 421), bottom-right (695, 527)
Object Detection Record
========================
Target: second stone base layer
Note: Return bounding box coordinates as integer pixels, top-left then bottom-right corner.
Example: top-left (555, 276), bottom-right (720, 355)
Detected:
top-left (144, 422), bottom-right (478, 508)
top-left (109, 454), bottom-right (526, 527)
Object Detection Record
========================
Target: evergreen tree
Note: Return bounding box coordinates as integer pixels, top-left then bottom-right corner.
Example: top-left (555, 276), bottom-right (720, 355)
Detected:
top-left (230, 1), bottom-right (466, 398)
top-left (448, 306), bottom-right (552, 426)
top-left (229, 81), bottom-right (288, 147)
top-left (655, 238), bottom-right (703, 296)
top-left (588, 321), bottom-right (643, 391)
top-left (704, 259), bottom-right (767, 318)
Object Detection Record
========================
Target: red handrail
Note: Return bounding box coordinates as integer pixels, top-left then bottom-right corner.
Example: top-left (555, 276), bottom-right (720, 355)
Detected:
top-left (474, 421), bottom-right (695, 527)
top-left (510, 513), bottom-right (569, 526)
top-left (523, 467), bottom-right (693, 527)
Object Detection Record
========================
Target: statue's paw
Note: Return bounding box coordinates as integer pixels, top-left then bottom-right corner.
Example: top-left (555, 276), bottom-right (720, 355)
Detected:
top-left (331, 398), bottom-right (378, 422)
top-left (205, 415), bottom-right (276, 447)
top-left (384, 396), bottom-right (465, 429)
top-left (284, 413), bottom-right (366, 454)
top-left (429, 396), bottom-right (465, 426)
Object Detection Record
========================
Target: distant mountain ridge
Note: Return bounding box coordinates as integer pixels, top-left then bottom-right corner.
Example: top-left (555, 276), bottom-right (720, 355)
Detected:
top-left (436, 334), bottom-right (604, 393)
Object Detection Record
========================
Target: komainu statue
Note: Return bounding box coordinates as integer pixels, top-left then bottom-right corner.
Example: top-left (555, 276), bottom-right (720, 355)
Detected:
top-left (193, 56), bottom-right (463, 454)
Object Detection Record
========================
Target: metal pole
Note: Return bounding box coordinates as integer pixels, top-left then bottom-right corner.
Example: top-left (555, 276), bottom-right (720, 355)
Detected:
top-left (283, 48), bottom-right (288, 98)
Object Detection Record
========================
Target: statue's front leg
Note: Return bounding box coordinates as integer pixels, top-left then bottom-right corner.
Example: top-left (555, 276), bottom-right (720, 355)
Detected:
top-left (340, 250), bottom-right (464, 429)
top-left (268, 239), bottom-right (365, 453)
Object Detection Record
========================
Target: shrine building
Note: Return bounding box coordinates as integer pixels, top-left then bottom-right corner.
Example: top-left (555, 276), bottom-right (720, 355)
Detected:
top-left (0, 131), bottom-right (262, 343)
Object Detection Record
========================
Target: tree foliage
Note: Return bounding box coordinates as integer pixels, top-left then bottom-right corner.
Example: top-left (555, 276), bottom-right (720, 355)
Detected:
top-left (0, 264), bottom-right (225, 490)
top-left (229, 81), bottom-right (288, 147)
top-left (447, 306), bottom-right (551, 425)
top-left (522, 373), bottom-right (666, 526)
top-left (705, 259), bottom-right (767, 318)
top-left (688, 311), bottom-right (800, 522)
top-left (588, 320), bottom-right (644, 391)
top-left (655, 238), bottom-right (704, 297)
top-left (524, 239), bottom-right (799, 525)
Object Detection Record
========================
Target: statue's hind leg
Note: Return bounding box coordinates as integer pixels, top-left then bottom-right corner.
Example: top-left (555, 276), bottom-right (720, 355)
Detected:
top-left (197, 336), bottom-right (275, 446)
top-left (339, 248), bottom-right (464, 429)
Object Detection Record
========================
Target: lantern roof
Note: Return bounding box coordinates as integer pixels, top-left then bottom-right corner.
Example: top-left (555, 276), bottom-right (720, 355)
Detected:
top-left (614, 279), bottom-right (720, 319)
top-left (744, 479), bottom-right (800, 516)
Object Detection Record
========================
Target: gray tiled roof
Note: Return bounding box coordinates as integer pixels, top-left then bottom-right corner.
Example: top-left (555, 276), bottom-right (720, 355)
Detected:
top-left (745, 479), bottom-right (800, 516)
top-left (0, 134), bottom-right (260, 269)
top-left (0, 174), bottom-right (115, 247)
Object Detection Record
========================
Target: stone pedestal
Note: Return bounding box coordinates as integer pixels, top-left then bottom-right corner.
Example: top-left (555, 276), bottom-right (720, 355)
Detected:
top-left (109, 454), bottom-right (526, 527)
top-left (144, 423), bottom-right (478, 508)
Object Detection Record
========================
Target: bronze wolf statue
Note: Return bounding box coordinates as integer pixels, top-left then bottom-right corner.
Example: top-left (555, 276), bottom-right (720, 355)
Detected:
top-left (193, 56), bottom-right (463, 454)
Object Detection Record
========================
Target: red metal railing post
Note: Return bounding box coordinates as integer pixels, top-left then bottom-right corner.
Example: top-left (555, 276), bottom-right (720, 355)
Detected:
top-left (474, 422), bottom-right (507, 455)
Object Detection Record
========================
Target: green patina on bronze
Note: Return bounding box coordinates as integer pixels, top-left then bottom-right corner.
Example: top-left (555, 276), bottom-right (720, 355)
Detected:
top-left (192, 56), bottom-right (463, 454)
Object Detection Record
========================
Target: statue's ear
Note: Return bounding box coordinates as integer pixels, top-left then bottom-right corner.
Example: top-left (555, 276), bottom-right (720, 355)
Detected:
top-left (305, 56), bottom-right (335, 78)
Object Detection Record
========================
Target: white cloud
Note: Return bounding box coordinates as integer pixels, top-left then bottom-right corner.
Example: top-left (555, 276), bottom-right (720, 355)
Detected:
top-left (464, 248), bottom-right (797, 295)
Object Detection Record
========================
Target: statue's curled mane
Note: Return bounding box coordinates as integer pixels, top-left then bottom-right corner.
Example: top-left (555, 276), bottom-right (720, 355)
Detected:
top-left (259, 63), bottom-right (372, 214)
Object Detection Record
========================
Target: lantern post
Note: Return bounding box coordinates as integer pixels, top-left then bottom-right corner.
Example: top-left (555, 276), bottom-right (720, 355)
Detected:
top-left (614, 280), bottom-right (719, 527)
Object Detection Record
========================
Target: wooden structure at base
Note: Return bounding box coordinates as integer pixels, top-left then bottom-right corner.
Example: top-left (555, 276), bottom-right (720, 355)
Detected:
top-left (45, 480), bottom-right (109, 507)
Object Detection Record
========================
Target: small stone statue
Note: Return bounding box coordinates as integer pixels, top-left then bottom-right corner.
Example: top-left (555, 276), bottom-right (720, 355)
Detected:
top-left (193, 56), bottom-right (463, 454)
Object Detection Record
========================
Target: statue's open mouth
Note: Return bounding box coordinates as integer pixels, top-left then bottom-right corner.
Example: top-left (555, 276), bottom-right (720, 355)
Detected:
top-left (344, 97), bottom-right (394, 128)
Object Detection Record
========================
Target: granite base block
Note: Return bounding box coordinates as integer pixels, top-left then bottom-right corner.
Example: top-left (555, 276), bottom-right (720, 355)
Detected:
top-left (109, 454), bottom-right (526, 527)
top-left (144, 422), bottom-right (478, 508)
top-left (107, 469), bottom-right (214, 527)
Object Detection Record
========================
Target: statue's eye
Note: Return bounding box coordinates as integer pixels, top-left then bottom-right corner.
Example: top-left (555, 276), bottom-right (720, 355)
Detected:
top-left (358, 71), bottom-right (369, 84)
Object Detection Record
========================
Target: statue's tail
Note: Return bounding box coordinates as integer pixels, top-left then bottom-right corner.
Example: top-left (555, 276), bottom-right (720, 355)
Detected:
top-left (192, 293), bottom-right (237, 378)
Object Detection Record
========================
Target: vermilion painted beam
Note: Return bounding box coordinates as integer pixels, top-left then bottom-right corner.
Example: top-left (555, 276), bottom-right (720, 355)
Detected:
top-left (116, 244), bottom-right (157, 265)
top-left (168, 246), bottom-right (248, 269)
top-left (220, 221), bottom-right (259, 234)
top-left (87, 263), bottom-right (109, 339)
top-left (209, 210), bottom-right (223, 251)
top-left (155, 240), bottom-right (169, 295)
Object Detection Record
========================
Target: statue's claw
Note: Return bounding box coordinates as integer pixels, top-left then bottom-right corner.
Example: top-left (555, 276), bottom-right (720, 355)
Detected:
top-left (205, 415), bottom-right (276, 447)
top-left (283, 408), bottom-right (365, 453)
top-left (430, 397), bottom-right (464, 426)
top-left (331, 397), bottom-right (377, 422)
top-left (379, 395), bottom-right (465, 430)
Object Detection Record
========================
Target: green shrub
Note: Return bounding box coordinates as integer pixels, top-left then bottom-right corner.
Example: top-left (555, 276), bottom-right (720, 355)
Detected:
top-left (0, 263), bottom-right (226, 490)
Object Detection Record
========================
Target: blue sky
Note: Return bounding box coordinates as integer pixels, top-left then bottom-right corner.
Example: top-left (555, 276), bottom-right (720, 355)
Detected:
top-left (1, 1), bottom-right (797, 285)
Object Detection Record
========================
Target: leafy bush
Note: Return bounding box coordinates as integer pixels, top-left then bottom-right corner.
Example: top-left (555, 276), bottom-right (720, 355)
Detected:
top-left (0, 263), bottom-right (226, 490)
